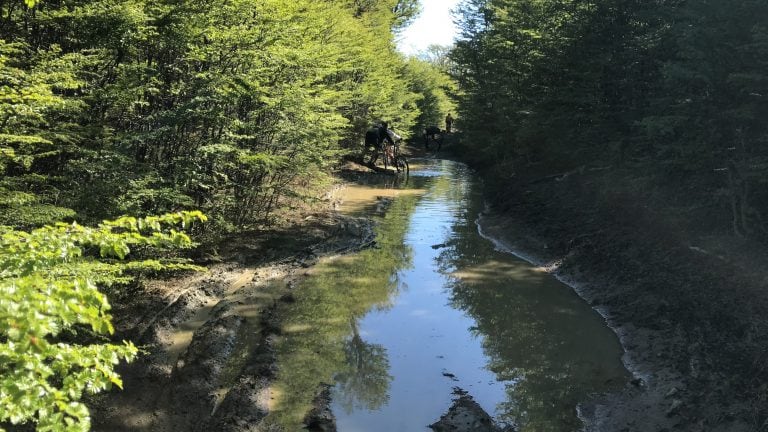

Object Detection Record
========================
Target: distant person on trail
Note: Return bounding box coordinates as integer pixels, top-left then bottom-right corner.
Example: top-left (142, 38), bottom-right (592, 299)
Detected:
top-left (424, 125), bottom-right (442, 150)
top-left (445, 113), bottom-right (454, 133)
top-left (365, 121), bottom-right (395, 164)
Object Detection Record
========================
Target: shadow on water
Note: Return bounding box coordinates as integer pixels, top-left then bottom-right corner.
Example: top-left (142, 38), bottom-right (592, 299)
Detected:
top-left (264, 160), bottom-right (628, 431)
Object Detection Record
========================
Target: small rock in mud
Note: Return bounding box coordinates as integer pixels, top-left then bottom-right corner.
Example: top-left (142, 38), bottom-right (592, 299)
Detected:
top-left (429, 390), bottom-right (513, 432)
top-left (374, 197), bottom-right (393, 214)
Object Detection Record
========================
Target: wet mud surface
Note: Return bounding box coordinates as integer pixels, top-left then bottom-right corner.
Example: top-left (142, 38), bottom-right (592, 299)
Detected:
top-left (90, 154), bottom-right (531, 432)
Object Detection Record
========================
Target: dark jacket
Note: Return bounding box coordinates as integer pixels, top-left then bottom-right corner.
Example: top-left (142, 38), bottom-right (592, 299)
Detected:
top-left (365, 125), bottom-right (394, 147)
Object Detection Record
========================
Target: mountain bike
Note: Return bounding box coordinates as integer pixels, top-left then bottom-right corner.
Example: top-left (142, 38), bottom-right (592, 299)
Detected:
top-left (369, 139), bottom-right (409, 175)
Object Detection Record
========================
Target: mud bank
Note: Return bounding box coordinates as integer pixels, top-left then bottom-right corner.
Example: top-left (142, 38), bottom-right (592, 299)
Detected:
top-left (475, 177), bottom-right (762, 431)
top-left (90, 206), bottom-right (376, 432)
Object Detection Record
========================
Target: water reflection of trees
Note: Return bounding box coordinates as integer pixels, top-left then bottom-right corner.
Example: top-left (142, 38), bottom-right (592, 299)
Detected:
top-left (263, 194), bottom-right (420, 430)
top-left (436, 185), bottom-right (627, 432)
top-left (333, 319), bottom-right (391, 413)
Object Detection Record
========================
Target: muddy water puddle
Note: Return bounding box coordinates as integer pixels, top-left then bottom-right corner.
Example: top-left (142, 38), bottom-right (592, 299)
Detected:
top-left (265, 159), bottom-right (628, 431)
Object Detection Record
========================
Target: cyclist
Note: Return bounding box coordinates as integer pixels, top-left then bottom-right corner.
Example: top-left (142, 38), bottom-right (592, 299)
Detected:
top-left (365, 122), bottom-right (395, 164)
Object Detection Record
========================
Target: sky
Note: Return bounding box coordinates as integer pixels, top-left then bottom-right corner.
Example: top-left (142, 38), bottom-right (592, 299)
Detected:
top-left (397, 0), bottom-right (462, 56)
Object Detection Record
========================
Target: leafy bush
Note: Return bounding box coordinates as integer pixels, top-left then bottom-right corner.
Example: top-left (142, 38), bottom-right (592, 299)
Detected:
top-left (0, 211), bottom-right (206, 431)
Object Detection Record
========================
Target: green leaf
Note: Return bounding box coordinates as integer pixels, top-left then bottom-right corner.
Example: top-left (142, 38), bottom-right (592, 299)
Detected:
top-left (0, 212), bottom-right (205, 430)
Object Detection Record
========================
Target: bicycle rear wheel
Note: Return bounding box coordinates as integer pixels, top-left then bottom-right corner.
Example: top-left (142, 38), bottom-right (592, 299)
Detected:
top-left (367, 144), bottom-right (383, 166)
top-left (395, 155), bottom-right (409, 175)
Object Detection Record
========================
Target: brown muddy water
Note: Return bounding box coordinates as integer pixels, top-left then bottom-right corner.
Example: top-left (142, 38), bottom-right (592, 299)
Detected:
top-left (264, 159), bottom-right (628, 431)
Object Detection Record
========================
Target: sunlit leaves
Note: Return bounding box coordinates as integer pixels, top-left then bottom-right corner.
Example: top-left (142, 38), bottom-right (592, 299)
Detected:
top-left (0, 211), bottom-right (206, 431)
top-left (0, 0), bottom-right (432, 229)
top-left (0, 39), bottom-right (87, 228)
top-left (404, 57), bottom-right (456, 135)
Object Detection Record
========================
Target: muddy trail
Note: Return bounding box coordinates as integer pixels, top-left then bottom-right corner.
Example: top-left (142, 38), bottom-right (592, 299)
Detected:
top-left (82, 131), bottom-right (764, 432)
top-left (91, 151), bottom-right (638, 432)
top-left (91, 206), bottom-right (377, 431)
top-left (91, 140), bottom-right (757, 432)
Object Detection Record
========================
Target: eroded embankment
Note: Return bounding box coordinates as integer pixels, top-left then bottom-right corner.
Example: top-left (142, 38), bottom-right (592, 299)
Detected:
top-left (475, 172), bottom-right (763, 432)
top-left (91, 209), bottom-right (375, 432)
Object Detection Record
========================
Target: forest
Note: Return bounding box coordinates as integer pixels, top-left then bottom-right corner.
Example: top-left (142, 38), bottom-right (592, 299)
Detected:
top-left (452, 0), bottom-right (768, 241)
top-left (4, 0), bottom-right (768, 430)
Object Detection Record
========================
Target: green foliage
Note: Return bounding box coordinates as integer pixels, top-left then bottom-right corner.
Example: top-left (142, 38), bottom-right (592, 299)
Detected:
top-left (0, 203), bottom-right (77, 228)
top-left (419, 44), bottom-right (455, 74)
top-left (0, 211), bottom-right (206, 431)
top-left (0, 0), bottom-right (452, 427)
top-left (403, 56), bottom-right (456, 136)
top-left (391, 0), bottom-right (421, 31)
top-left (0, 39), bottom-right (85, 228)
top-left (451, 0), bottom-right (768, 239)
top-left (0, 0), bottom-right (440, 229)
